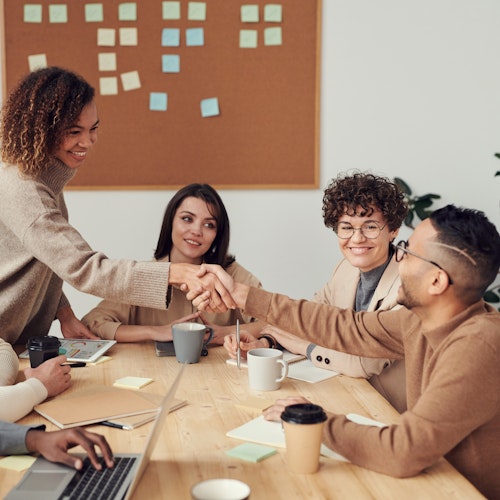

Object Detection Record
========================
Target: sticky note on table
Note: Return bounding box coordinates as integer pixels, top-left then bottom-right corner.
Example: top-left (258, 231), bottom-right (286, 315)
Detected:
top-left (113, 376), bottom-right (153, 390)
top-left (226, 443), bottom-right (277, 463)
top-left (0, 455), bottom-right (37, 472)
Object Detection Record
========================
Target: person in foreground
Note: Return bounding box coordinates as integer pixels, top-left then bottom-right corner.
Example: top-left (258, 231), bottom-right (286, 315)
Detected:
top-left (224, 172), bottom-right (408, 412)
top-left (82, 183), bottom-right (262, 345)
top-left (0, 339), bottom-right (70, 422)
top-left (192, 205), bottom-right (500, 499)
top-left (0, 66), bottom-right (233, 351)
top-left (0, 421), bottom-right (113, 471)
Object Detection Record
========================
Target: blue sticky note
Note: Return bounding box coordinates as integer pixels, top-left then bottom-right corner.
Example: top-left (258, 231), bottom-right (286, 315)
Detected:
top-left (162, 55), bottom-right (180, 73)
top-left (186, 28), bottom-right (204, 47)
top-left (200, 98), bottom-right (219, 118)
top-left (225, 443), bottom-right (277, 463)
top-left (150, 93), bottom-right (168, 111)
top-left (162, 28), bottom-right (180, 47)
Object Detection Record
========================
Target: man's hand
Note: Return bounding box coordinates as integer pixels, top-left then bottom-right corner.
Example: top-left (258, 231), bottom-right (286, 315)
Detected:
top-left (57, 306), bottom-right (99, 339)
top-left (25, 427), bottom-right (114, 471)
top-left (24, 355), bottom-right (71, 397)
top-left (169, 263), bottom-right (236, 313)
top-left (263, 396), bottom-right (311, 422)
top-left (223, 331), bottom-right (267, 359)
top-left (186, 264), bottom-right (250, 312)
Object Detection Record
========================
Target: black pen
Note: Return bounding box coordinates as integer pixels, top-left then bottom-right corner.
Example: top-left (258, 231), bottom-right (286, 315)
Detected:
top-left (100, 421), bottom-right (130, 430)
top-left (62, 362), bottom-right (86, 368)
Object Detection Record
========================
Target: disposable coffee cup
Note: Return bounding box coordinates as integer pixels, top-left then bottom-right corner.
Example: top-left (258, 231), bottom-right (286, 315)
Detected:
top-left (281, 403), bottom-right (327, 474)
top-left (191, 478), bottom-right (250, 500)
top-left (27, 335), bottom-right (61, 368)
top-left (172, 322), bottom-right (214, 364)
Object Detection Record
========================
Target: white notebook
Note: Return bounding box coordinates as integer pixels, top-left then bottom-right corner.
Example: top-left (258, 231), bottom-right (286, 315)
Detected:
top-left (226, 413), bottom-right (387, 462)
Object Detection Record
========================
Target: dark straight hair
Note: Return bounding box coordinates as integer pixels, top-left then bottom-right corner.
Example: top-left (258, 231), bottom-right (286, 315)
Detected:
top-left (154, 183), bottom-right (235, 267)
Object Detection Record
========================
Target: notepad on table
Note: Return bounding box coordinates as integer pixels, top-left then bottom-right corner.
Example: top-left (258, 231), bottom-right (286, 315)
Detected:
top-left (113, 376), bottom-right (153, 390)
top-left (34, 386), bottom-right (160, 429)
top-left (104, 398), bottom-right (187, 429)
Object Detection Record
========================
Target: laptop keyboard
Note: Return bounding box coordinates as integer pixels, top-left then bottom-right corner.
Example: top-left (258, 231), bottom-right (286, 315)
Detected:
top-left (60, 456), bottom-right (136, 500)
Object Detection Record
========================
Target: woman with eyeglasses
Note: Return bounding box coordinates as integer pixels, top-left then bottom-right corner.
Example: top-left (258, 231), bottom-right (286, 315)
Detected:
top-left (224, 172), bottom-right (409, 412)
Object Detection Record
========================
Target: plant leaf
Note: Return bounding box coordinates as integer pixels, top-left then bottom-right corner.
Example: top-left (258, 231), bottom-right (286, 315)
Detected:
top-left (394, 177), bottom-right (412, 195)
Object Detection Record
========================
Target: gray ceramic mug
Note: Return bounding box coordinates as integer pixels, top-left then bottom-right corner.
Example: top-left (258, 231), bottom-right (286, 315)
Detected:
top-left (172, 322), bottom-right (214, 363)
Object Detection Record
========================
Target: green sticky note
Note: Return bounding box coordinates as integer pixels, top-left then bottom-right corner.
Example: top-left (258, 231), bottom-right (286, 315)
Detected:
top-left (24, 4), bottom-right (42, 23)
top-left (225, 443), bottom-right (277, 463)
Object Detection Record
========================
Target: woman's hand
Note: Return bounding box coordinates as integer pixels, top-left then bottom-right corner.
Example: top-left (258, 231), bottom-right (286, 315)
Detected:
top-left (223, 331), bottom-right (267, 359)
top-left (57, 306), bottom-right (99, 339)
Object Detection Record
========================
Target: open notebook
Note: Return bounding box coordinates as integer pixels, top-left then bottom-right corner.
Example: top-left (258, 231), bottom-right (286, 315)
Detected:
top-left (227, 350), bottom-right (338, 383)
top-left (6, 364), bottom-right (186, 500)
top-left (226, 413), bottom-right (387, 462)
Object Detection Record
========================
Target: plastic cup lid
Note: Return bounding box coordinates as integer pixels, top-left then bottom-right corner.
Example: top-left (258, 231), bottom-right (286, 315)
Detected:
top-left (281, 403), bottom-right (327, 424)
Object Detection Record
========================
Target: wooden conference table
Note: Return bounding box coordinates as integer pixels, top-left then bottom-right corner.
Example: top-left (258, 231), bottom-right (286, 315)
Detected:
top-left (1, 343), bottom-right (483, 499)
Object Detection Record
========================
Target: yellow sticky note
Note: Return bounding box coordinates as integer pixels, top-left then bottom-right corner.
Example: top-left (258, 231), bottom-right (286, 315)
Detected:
top-left (98, 53), bottom-right (117, 72)
top-left (188, 2), bottom-right (206, 21)
top-left (120, 71), bottom-right (141, 91)
top-left (87, 355), bottom-right (112, 365)
top-left (99, 77), bottom-right (118, 95)
top-left (28, 54), bottom-right (47, 72)
top-left (118, 2), bottom-right (137, 21)
top-left (0, 455), bottom-right (37, 472)
top-left (241, 5), bottom-right (259, 23)
top-left (97, 28), bottom-right (116, 47)
top-left (114, 376), bottom-right (153, 390)
top-left (119, 27), bottom-right (138, 46)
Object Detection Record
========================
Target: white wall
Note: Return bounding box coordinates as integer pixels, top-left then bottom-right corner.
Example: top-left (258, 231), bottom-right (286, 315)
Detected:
top-left (1, 0), bottom-right (499, 321)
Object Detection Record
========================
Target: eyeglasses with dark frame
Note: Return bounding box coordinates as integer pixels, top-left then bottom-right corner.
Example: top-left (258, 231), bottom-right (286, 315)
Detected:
top-left (392, 240), bottom-right (454, 285)
top-left (335, 221), bottom-right (387, 240)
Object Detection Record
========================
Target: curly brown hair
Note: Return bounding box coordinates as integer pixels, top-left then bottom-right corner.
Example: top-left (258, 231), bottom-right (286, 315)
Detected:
top-left (0, 67), bottom-right (94, 176)
top-left (323, 172), bottom-right (408, 232)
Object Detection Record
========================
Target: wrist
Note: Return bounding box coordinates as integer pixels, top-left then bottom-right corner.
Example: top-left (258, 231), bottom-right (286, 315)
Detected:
top-left (258, 334), bottom-right (278, 349)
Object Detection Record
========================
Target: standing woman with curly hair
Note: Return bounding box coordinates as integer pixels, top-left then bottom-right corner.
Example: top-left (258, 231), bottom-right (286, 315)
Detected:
top-left (0, 67), bottom-right (232, 350)
top-left (224, 172), bottom-right (409, 412)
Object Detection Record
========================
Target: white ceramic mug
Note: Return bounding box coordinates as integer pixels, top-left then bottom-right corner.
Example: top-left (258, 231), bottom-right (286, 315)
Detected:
top-left (191, 478), bottom-right (251, 500)
top-left (247, 348), bottom-right (288, 391)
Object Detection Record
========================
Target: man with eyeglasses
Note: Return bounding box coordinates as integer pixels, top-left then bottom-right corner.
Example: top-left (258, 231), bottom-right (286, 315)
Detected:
top-left (191, 204), bottom-right (500, 499)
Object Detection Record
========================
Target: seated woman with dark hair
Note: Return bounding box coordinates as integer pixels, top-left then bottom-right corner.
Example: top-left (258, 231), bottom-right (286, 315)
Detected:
top-left (83, 183), bottom-right (262, 345)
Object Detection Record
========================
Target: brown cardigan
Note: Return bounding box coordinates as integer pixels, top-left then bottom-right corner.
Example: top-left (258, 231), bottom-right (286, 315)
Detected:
top-left (244, 287), bottom-right (500, 499)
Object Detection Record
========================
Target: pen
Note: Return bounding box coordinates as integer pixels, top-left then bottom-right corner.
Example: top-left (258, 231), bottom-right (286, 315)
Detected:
top-left (236, 319), bottom-right (241, 369)
top-left (61, 362), bottom-right (86, 368)
top-left (100, 421), bottom-right (130, 430)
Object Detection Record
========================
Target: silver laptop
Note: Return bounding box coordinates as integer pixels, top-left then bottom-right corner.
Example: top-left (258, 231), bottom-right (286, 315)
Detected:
top-left (6, 364), bottom-right (186, 500)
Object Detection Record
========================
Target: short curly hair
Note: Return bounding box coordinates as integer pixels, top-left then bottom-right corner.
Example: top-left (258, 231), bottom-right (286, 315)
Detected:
top-left (0, 66), bottom-right (94, 176)
top-left (323, 172), bottom-right (408, 232)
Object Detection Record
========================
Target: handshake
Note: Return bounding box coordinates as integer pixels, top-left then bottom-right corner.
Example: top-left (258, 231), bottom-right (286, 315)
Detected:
top-left (172, 263), bottom-right (250, 313)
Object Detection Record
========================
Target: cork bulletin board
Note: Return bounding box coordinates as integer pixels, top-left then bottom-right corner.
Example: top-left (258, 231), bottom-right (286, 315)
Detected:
top-left (1, 1), bottom-right (321, 189)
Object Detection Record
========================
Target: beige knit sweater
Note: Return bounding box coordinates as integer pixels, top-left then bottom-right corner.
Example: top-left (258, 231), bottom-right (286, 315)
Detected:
top-left (0, 160), bottom-right (170, 346)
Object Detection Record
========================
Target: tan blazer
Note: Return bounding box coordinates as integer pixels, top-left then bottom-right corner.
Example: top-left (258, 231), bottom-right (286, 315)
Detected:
top-left (310, 257), bottom-right (407, 413)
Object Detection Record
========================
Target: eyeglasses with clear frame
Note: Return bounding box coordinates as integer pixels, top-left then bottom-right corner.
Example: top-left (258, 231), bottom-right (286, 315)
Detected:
top-left (392, 240), bottom-right (454, 285)
top-left (335, 221), bottom-right (387, 240)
